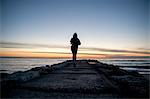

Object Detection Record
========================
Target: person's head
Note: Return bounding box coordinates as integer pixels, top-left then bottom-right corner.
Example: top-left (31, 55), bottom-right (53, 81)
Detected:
top-left (73, 33), bottom-right (77, 38)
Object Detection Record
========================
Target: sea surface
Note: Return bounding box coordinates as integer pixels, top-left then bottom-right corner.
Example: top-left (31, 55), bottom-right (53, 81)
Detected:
top-left (0, 58), bottom-right (150, 74)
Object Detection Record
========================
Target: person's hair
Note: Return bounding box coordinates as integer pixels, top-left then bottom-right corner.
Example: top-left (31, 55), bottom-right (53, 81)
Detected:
top-left (73, 33), bottom-right (77, 38)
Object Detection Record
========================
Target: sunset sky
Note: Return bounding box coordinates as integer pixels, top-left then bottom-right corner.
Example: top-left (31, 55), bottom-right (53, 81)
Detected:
top-left (1, 0), bottom-right (149, 59)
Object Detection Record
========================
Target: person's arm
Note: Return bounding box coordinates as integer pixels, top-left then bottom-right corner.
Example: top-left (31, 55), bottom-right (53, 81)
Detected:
top-left (70, 38), bottom-right (73, 44)
top-left (78, 39), bottom-right (81, 45)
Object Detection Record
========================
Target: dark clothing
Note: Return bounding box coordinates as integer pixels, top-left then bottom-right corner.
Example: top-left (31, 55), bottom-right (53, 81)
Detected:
top-left (70, 38), bottom-right (81, 47)
top-left (70, 37), bottom-right (81, 67)
top-left (71, 45), bottom-right (78, 54)
top-left (70, 37), bottom-right (81, 54)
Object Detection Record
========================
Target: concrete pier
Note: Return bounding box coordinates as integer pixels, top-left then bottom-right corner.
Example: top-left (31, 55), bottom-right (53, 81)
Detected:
top-left (1, 60), bottom-right (149, 98)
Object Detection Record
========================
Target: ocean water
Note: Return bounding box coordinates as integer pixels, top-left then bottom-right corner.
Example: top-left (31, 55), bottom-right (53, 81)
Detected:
top-left (0, 58), bottom-right (66, 74)
top-left (99, 59), bottom-right (150, 74)
top-left (0, 58), bottom-right (150, 74)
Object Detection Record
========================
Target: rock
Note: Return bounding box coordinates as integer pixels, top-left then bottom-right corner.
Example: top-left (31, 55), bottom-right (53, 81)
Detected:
top-left (0, 73), bottom-right (9, 78)
top-left (126, 70), bottom-right (141, 77)
top-left (46, 65), bottom-right (50, 67)
top-left (7, 71), bottom-right (40, 82)
top-left (39, 66), bottom-right (51, 75)
top-left (51, 62), bottom-right (68, 70)
top-left (31, 67), bottom-right (42, 71)
top-left (31, 66), bottom-right (52, 75)
top-left (111, 75), bottom-right (149, 98)
top-left (1, 80), bottom-right (17, 98)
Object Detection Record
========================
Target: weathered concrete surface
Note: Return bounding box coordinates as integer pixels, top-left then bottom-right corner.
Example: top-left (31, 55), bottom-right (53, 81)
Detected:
top-left (1, 60), bottom-right (149, 98)
top-left (19, 61), bottom-right (117, 94)
top-left (8, 89), bottom-right (120, 99)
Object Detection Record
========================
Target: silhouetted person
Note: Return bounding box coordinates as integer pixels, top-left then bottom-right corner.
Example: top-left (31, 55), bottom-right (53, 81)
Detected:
top-left (70, 33), bottom-right (81, 67)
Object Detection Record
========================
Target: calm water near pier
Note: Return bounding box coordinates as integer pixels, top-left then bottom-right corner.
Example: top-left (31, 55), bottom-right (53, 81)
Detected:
top-left (0, 58), bottom-right (150, 74)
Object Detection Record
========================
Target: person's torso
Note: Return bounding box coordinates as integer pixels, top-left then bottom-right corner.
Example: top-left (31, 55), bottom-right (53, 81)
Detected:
top-left (71, 38), bottom-right (80, 46)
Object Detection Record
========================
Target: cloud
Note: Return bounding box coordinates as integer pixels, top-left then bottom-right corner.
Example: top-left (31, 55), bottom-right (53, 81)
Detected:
top-left (0, 41), bottom-right (68, 49)
top-left (136, 48), bottom-right (150, 51)
top-left (1, 41), bottom-right (149, 55)
top-left (80, 47), bottom-right (150, 54)
top-left (32, 51), bottom-right (108, 56)
top-left (108, 55), bottom-right (150, 59)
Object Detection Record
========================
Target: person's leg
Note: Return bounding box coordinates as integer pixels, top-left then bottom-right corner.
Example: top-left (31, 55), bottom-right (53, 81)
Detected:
top-left (71, 46), bottom-right (74, 64)
top-left (73, 53), bottom-right (75, 62)
top-left (71, 46), bottom-right (78, 67)
top-left (73, 53), bottom-right (76, 67)
top-left (74, 53), bottom-right (76, 62)
top-left (74, 48), bottom-right (78, 67)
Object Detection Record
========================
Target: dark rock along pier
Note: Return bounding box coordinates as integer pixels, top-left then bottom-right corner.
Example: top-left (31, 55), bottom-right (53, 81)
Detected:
top-left (1, 60), bottom-right (149, 98)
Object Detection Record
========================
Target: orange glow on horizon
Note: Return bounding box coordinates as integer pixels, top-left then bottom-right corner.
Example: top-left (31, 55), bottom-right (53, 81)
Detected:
top-left (0, 51), bottom-right (70, 58)
top-left (0, 50), bottom-right (149, 59)
top-left (0, 51), bottom-right (106, 58)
